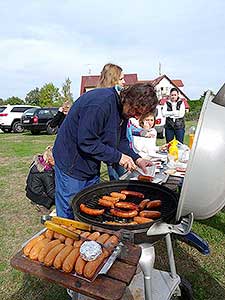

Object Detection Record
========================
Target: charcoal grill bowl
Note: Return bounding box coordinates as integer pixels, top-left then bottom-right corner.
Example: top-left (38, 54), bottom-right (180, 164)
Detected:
top-left (71, 180), bottom-right (178, 244)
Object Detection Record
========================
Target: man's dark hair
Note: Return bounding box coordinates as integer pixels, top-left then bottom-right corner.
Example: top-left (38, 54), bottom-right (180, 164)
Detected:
top-left (170, 87), bottom-right (179, 94)
top-left (120, 83), bottom-right (158, 116)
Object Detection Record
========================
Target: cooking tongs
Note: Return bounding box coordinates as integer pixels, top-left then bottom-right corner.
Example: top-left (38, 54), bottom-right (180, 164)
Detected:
top-left (41, 215), bottom-right (121, 242)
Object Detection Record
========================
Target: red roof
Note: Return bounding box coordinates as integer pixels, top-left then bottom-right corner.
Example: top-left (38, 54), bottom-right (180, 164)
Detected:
top-left (172, 80), bottom-right (184, 88)
top-left (80, 74), bottom-right (138, 95)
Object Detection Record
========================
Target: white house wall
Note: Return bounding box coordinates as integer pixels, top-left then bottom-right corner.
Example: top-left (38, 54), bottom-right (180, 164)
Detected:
top-left (155, 77), bottom-right (184, 99)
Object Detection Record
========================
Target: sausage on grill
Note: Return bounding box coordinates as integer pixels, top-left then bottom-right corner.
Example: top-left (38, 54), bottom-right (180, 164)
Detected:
top-left (115, 201), bottom-right (139, 210)
top-left (138, 199), bottom-right (151, 210)
top-left (102, 196), bottom-right (120, 203)
top-left (80, 203), bottom-right (105, 216)
top-left (110, 192), bottom-right (127, 200)
top-left (120, 190), bottom-right (145, 199)
top-left (146, 200), bottom-right (162, 209)
top-left (133, 216), bottom-right (154, 224)
top-left (139, 210), bottom-right (161, 219)
top-left (110, 208), bottom-right (138, 218)
top-left (98, 198), bottom-right (114, 208)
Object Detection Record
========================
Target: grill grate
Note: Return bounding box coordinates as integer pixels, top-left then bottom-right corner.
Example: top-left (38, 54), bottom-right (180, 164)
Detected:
top-left (71, 180), bottom-right (178, 231)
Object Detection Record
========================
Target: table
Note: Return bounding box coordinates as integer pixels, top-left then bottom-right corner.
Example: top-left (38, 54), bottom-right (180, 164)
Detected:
top-left (10, 242), bottom-right (141, 300)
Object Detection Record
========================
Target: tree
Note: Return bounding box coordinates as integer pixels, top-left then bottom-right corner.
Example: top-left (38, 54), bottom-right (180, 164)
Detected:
top-left (25, 88), bottom-right (41, 106)
top-left (6, 96), bottom-right (24, 105)
top-left (39, 83), bottom-right (62, 107)
top-left (0, 98), bottom-right (4, 105)
top-left (61, 77), bottom-right (73, 103)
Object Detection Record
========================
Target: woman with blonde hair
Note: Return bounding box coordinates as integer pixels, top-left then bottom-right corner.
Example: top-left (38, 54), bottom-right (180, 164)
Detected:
top-left (25, 146), bottom-right (55, 212)
top-left (97, 63), bottom-right (125, 89)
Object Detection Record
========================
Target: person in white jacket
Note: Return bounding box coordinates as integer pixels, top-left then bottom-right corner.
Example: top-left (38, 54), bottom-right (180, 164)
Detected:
top-left (162, 87), bottom-right (186, 143)
top-left (132, 113), bottom-right (167, 158)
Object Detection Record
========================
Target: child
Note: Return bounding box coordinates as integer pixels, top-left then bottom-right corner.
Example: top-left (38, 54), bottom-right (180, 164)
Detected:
top-left (132, 112), bottom-right (166, 158)
top-left (25, 146), bottom-right (55, 212)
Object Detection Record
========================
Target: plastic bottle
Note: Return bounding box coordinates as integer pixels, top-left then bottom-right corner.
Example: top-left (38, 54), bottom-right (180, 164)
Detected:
top-left (189, 126), bottom-right (196, 149)
top-left (168, 138), bottom-right (179, 161)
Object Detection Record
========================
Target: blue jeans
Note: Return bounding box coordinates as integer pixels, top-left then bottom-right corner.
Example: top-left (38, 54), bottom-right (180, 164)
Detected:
top-left (55, 165), bottom-right (100, 219)
top-left (107, 164), bottom-right (126, 181)
top-left (165, 128), bottom-right (185, 143)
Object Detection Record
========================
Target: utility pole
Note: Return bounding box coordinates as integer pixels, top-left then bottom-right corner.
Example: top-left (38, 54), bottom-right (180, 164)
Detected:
top-left (159, 62), bottom-right (162, 76)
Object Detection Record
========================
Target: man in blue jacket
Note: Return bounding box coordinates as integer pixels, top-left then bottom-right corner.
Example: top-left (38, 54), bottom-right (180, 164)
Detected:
top-left (53, 83), bottom-right (158, 219)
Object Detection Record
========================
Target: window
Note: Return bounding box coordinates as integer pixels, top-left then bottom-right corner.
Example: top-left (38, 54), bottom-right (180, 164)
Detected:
top-left (11, 106), bottom-right (34, 113)
top-left (0, 107), bottom-right (6, 113)
top-left (37, 109), bottom-right (52, 117)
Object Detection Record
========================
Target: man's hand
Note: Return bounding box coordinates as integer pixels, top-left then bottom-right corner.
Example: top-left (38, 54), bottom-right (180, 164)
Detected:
top-left (119, 154), bottom-right (137, 172)
top-left (135, 158), bottom-right (153, 174)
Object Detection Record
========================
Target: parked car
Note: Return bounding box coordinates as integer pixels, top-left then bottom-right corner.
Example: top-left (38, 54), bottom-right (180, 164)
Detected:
top-left (155, 104), bottom-right (166, 138)
top-left (21, 107), bottom-right (59, 135)
top-left (0, 104), bottom-right (39, 133)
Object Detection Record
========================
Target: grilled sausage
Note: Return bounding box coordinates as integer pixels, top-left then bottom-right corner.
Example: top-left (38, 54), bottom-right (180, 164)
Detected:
top-left (65, 237), bottom-right (74, 246)
top-left (38, 239), bottom-right (61, 262)
top-left (102, 196), bottom-right (120, 203)
top-left (80, 203), bottom-right (105, 216)
top-left (110, 192), bottom-right (127, 200)
top-left (23, 234), bottom-right (45, 256)
top-left (87, 231), bottom-right (101, 241)
top-left (44, 243), bottom-right (65, 267)
top-left (29, 238), bottom-right (50, 260)
top-left (53, 245), bottom-right (74, 269)
top-left (73, 231), bottom-right (91, 247)
top-left (74, 256), bottom-right (87, 275)
top-left (115, 201), bottom-right (138, 210)
top-left (53, 232), bottom-right (66, 242)
top-left (96, 233), bottom-right (110, 244)
top-left (110, 208), bottom-right (138, 219)
top-left (45, 229), bottom-right (54, 240)
top-left (137, 175), bottom-right (154, 182)
top-left (146, 200), bottom-right (162, 209)
top-left (83, 234), bottom-right (119, 279)
top-left (139, 210), bottom-right (161, 219)
top-left (133, 216), bottom-right (154, 224)
top-left (138, 199), bottom-right (151, 210)
top-left (62, 247), bottom-right (80, 273)
top-left (83, 249), bottom-right (109, 279)
top-left (120, 190), bottom-right (145, 198)
top-left (104, 235), bottom-right (119, 252)
top-left (98, 198), bottom-right (114, 208)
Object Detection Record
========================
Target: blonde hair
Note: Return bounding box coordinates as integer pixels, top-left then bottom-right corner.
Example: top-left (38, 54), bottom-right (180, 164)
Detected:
top-left (33, 145), bottom-right (54, 172)
top-left (97, 63), bottom-right (123, 88)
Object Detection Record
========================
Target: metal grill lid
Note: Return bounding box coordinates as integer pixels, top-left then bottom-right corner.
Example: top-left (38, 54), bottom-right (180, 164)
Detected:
top-left (176, 84), bottom-right (225, 220)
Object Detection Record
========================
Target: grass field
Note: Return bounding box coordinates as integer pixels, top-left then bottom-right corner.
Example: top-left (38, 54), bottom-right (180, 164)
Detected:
top-left (0, 122), bottom-right (224, 300)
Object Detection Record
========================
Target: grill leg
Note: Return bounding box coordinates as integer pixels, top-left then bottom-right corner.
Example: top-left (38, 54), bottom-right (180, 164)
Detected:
top-left (139, 243), bottom-right (155, 300)
top-left (67, 288), bottom-right (79, 300)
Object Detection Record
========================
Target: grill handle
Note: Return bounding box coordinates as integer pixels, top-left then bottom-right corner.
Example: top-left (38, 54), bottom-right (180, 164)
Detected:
top-left (146, 213), bottom-right (194, 236)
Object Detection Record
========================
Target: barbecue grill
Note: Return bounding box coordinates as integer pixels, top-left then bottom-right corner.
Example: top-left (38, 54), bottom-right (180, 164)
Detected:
top-left (70, 84), bottom-right (225, 300)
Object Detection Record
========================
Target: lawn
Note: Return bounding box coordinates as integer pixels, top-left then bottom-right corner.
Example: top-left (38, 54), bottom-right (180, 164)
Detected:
top-left (0, 124), bottom-right (224, 300)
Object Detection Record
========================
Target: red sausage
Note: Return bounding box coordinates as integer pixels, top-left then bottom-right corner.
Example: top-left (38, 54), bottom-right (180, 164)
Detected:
top-left (146, 200), bottom-right (162, 209)
top-left (120, 190), bottom-right (145, 198)
top-left (138, 199), bottom-right (151, 210)
top-left (133, 216), bottom-right (154, 224)
top-left (115, 201), bottom-right (139, 210)
top-left (139, 210), bottom-right (161, 219)
top-left (98, 198), bottom-right (114, 208)
top-left (80, 204), bottom-right (105, 216)
top-left (137, 175), bottom-right (154, 182)
top-left (110, 208), bottom-right (138, 218)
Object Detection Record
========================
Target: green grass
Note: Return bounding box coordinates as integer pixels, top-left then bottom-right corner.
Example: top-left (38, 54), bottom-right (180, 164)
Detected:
top-left (0, 127), bottom-right (225, 300)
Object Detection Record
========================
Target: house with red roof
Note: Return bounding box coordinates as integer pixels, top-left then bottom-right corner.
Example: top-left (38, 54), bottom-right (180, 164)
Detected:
top-left (80, 73), bottom-right (190, 110)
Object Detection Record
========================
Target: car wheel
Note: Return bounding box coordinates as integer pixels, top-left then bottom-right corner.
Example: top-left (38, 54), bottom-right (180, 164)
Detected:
top-left (171, 277), bottom-right (193, 300)
top-left (12, 121), bottom-right (24, 133)
top-left (46, 123), bottom-right (58, 135)
top-left (31, 130), bottom-right (40, 135)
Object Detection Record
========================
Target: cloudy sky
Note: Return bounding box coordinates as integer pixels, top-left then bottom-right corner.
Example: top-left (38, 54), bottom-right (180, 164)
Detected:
top-left (0, 0), bottom-right (224, 100)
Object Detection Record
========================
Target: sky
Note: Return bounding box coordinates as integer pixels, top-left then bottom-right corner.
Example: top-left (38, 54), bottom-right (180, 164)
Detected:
top-left (0, 0), bottom-right (224, 100)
